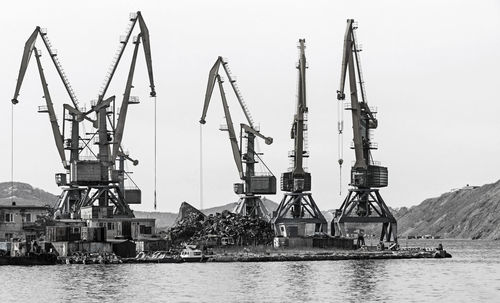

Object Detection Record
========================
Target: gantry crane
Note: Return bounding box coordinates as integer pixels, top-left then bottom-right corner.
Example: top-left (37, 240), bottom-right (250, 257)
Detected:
top-left (333, 19), bottom-right (397, 243)
top-left (271, 40), bottom-right (327, 236)
top-left (200, 57), bottom-right (276, 220)
top-left (11, 11), bottom-right (156, 218)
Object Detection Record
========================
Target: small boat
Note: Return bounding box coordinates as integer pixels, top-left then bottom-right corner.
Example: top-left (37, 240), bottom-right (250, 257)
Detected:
top-left (180, 245), bottom-right (206, 263)
top-left (126, 251), bottom-right (182, 263)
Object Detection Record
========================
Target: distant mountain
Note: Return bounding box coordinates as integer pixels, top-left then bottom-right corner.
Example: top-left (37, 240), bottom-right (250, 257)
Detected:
top-left (0, 182), bottom-right (58, 208)
top-left (396, 182), bottom-right (500, 240)
top-left (133, 210), bottom-right (177, 229)
top-left (200, 197), bottom-right (279, 216)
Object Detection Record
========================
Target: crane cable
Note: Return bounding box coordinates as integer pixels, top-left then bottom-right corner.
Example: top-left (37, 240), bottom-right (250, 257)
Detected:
top-left (10, 102), bottom-right (15, 204)
top-left (199, 123), bottom-right (204, 210)
top-left (154, 96), bottom-right (157, 210)
top-left (337, 98), bottom-right (344, 196)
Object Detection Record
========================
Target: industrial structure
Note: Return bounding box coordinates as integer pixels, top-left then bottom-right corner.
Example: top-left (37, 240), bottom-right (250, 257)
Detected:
top-left (271, 40), bottom-right (327, 237)
top-left (333, 19), bottom-right (397, 243)
top-left (11, 11), bottom-right (156, 220)
top-left (200, 57), bottom-right (276, 220)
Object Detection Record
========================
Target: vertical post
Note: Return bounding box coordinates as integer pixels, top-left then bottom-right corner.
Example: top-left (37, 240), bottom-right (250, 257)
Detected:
top-left (98, 106), bottom-right (109, 207)
top-left (119, 155), bottom-right (125, 195)
top-left (244, 131), bottom-right (255, 193)
top-left (70, 117), bottom-right (79, 163)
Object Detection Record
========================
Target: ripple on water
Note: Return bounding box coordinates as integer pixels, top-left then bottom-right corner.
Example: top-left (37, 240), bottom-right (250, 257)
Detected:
top-left (0, 239), bottom-right (499, 303)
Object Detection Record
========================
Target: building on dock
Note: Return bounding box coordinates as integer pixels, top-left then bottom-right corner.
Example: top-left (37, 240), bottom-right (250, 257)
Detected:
top-left (0, 201), bottom-right (51, 241)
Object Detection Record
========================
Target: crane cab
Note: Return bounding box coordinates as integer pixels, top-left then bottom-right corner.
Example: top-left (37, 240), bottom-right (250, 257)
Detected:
top-left (248, 175), bottom-right (276, 195)
top-left (351, 165), bottom-right (388, 188)
top-left (234, 175), bottom-right (277, 195)
top-left (280, 172), bottom-right (311, 192)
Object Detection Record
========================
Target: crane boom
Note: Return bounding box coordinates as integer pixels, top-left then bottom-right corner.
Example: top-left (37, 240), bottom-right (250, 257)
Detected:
top-left (200, 58), bottom-right (222, 125)
top-left (98, 11), bottom-right (156, 101)
top-left (200, 57), bottom-right (274, 181)
top-left (11, 29), bottom-right (67, 167)
top-left (11, 29), bottom-right (38, 104)
top-left (220, 59), bottom-right (253, 127)
top-left (13, 26), bottom-right (81, 110)
top-left (33, 47), bottom-right (67, 167)
top-left (111, 34), bottom-right (141, 162)
top-left (216, 75), bottom-right (245, 179)
top-left (337, 19), bottom-right (378, 171)
top-left (292, 39), bottom-right (308, 176)
top-left (136, 13), bottom-right (156, 97)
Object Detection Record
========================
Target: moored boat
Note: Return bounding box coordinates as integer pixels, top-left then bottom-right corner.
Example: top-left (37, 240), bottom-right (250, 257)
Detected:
top-left (180, 245), bottom-right (206, 262)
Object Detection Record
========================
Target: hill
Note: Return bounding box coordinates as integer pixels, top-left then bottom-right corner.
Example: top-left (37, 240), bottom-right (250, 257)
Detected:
top-left (200, 197), bottom-right (279, 216)
top-left (0, 182), bottom-right (58, 208)
top-left (396, 182), bottom-right (500, 240)
top-left (133, 210), bottom-right (178, 229)
top-left (323, 181), bottom-right (500, 240)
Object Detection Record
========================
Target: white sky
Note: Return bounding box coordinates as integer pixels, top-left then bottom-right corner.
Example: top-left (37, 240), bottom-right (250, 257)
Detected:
top-left (1, 0), bottom-right (499, 213)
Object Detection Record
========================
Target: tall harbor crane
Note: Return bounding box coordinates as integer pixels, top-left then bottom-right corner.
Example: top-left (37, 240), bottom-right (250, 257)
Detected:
top-left (200, 57), bottom-right (276, 220)
top-left (11, 11), bottom-right (156, 218)
top-left (333, 19), bottom-right (397, 243)
top-left (271, 40), bottom-right (327, 236)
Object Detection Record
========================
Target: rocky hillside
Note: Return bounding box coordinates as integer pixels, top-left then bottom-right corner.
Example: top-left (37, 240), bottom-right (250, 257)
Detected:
top-left (323, 181), bottom-right (500, 240)
top-left (396, 181), bottom-right (500, 240)
top-left (0, 182), bottom-right (58, 207)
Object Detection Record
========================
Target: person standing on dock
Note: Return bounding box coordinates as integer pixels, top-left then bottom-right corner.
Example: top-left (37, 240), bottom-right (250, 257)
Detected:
top-left (357, 232), bottom-right (365, 247)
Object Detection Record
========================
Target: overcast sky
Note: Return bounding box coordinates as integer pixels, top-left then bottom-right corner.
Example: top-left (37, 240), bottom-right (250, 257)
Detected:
top-left (1, 0), bottom-right (499, 213)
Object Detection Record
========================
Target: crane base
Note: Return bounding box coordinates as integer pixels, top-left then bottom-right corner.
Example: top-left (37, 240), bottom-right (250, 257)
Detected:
top-left (232, 196), bottom-right (271, 221)
top-left (333, 188), bottom-right (397, 243)
top-left (54, 185), bottom-right (134, 219)
top-left (271, 192), bottom-right (328, 236)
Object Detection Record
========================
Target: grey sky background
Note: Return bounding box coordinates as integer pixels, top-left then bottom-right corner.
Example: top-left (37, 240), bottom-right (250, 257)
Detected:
top-left (1, 0), bottom-right (499, 213)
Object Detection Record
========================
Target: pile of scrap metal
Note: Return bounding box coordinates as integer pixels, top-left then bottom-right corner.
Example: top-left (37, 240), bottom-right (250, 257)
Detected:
top-left (169, 208), bottom-right (274, 247)
top-left (169, 202), bottom-right (207, 243)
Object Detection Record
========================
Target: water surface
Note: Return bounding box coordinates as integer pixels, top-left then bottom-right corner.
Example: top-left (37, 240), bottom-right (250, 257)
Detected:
top-left (1, 239), bottom-right (499, 302)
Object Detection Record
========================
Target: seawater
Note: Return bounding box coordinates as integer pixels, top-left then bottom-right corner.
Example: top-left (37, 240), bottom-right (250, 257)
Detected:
top-left (0, 239), bottom-right (499, 302)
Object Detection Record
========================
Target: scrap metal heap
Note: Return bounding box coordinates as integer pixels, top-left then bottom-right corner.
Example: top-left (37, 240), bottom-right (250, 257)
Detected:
top-left (169, 208), bottom-right (273, 247)
top-left (333, 19), bottom-right (397, 243)
top-left (271, 39), bottom-right (327, 236)
top-left (200, 57), bottom-right (276, 220)
top-left (11, 12), bottom-right (156, 219)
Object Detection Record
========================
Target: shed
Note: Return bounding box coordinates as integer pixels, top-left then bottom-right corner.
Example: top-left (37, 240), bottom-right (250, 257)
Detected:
top-left (110, 240), bottom-right (136, 258)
